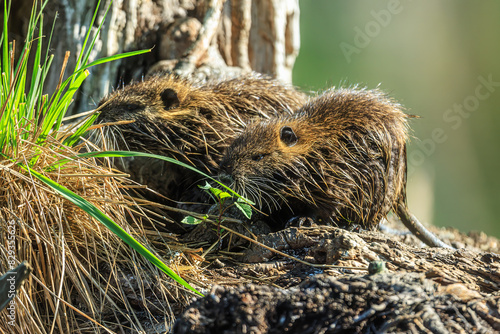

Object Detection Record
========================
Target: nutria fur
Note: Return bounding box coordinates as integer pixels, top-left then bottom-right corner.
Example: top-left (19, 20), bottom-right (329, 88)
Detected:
top-left (220, 87), bottom-right (451, 248)
top-left (93, 74), bottom-right (306, 202)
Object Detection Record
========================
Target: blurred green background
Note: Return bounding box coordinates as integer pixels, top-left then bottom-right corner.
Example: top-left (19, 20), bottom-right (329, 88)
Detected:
top-left (293, 0), bottom-right (500, 237)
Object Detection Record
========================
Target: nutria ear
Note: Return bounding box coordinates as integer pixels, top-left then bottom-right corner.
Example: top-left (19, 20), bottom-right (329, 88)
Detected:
top-left (280, 126), bottom-right (298, 147)
top-left (161, 88), bottom-right (180, 110)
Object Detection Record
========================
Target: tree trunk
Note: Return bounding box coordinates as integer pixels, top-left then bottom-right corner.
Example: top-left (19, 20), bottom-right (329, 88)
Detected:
top-left (6, 0), bottom-right (300, 115)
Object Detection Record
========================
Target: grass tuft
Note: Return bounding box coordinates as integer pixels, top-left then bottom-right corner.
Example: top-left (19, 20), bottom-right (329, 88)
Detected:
top-left (1, 141), bottom-right (205, 332)
top-left (0, 0), bottom-right (204, 332)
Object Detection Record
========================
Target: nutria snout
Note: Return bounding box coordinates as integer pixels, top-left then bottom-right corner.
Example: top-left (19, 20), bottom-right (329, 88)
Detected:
top-left (220, 87), bottom-right (451, 248)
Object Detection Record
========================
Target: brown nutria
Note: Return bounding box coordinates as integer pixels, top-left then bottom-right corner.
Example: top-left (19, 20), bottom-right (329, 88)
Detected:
top-left (219, 87), bottom-right (452, 248)
top-left (93, 74), bottom-right (306, 202)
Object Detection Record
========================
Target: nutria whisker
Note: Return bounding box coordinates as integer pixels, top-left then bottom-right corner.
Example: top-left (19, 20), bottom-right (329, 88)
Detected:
top-left (92, 74), bottom-right (306, 206)
top-left (219, 87), bottom-right (452, 248)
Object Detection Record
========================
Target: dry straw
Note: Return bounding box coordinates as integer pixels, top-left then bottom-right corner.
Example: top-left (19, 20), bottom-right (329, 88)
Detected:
top-left (0, 0), bottom-right (204, 332)
top-left (0, 130), bottom-right (208, 333)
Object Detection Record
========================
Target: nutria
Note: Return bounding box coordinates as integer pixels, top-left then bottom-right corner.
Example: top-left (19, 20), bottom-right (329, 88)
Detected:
top-left (93, 74), bottom-right (306, 202)
top-left (219, 87), bottom-right (452, 248)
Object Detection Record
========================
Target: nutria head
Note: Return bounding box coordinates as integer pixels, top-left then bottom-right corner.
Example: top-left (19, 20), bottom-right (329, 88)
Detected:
top-left (219, 87), bottom-right (410, 228)
top-left (219, 119), bottom-right (317, 211)
top-left (93, 76), bottom-right (207, 158)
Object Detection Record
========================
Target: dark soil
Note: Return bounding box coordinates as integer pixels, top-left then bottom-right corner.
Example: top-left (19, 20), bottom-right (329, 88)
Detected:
top-left (174, 273), bottom-right (499, 334)
top-left (165, 218), bottom-right (500, 334)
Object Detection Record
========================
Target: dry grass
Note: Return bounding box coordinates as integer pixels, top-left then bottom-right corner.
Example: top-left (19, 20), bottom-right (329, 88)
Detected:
top-left (0, 132), bottom-right (206, 333)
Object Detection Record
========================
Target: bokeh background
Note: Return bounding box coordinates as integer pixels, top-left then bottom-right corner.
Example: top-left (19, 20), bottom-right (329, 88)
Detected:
top-left (293, 0), bottom-right (500, 237)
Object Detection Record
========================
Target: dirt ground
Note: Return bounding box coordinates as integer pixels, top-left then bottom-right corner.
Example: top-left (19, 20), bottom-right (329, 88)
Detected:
top-left (90, 160), bottom-right (500, 334)
top-left (135, 215), bottom-right (500, 334)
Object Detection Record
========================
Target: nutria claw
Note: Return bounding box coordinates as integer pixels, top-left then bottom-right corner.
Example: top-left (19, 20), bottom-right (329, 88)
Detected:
top-left (285, 216), bottom-right (318, 229)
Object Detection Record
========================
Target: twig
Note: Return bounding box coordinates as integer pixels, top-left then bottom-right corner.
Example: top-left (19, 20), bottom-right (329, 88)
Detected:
top-left (86, 120), bottom-right (135, 131)
top-left (61, 108), bottom-right (97, 121)
top-left (124, 196), bottom-right (243, 223)
top-left (50, 173), bottom-right (130, 178)
top-left (202, 231), bottom-right (230, 258)
top-left (31, 275), bottom-right (115, 334)
top-left (55, 51), bottom-right (70, 93)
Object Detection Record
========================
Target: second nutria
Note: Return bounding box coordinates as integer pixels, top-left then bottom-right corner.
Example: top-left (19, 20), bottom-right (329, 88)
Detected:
top-left (219, 87), bottom-right (451, 248)
top-left (93, 74), bottom-right (306, 203)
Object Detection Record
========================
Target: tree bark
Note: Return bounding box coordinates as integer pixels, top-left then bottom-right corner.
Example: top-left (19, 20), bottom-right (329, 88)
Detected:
top-left (6, 0), bottom-right (300, 115)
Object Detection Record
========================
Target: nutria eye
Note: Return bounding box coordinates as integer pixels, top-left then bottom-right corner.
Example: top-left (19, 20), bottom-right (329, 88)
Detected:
top-left (280, 126), bottom-right (298, 147)
top-left (251, 154), bottom-right (265, 161)
top-left (161, 88), bottom-right (180, 110)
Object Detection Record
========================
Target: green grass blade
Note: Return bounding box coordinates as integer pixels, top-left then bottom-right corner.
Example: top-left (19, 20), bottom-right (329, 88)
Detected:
top-left (51, 150), bottom-right (213, 177)
top-left (38, 49), bottom-right (150, 141)
top-left (49, 150), bottom-right (254, 204)
top-left (78, 49), bottom-right (152, 74)
top-left (26, 9), bottom-right (46, 124)
top-left (31, 12), bottom-right (43, 90)
top-left (81, 0), bottom-right (111, 70)
top-left (2, 0), bottom-right (10, 85)
top-left (24, 165), bottom-right (203, 297)
top-left (37, 69), bottom-right (89, 142)
top-left (74, 0), bottom-right (103, 73)
top-left (43, 9), bottom-right (57, 69)
top-left (26, 66), bottom-right (43, 129)
top-left (62, 112), bottom-right (100, 147)
top-left (53, 70), bottom-right (89, 131)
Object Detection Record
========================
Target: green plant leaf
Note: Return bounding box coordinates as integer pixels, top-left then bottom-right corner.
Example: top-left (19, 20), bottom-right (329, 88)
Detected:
top-left (198, 181), bottom-right (212, 190)
top-left (234, 201), bottom-right (252, 219)
top-left (181, 216), bottom-right (204, 225)
top-left (237, 195), bottom-right (255, 206)
top-left (213, 189), bottom-right (232, 200)
top-left (198, 182), bottom-right (231, 202)
top-left (24, 165), bottom-right (203, 297)
top-left (202, 185), bottom-right (232, 200)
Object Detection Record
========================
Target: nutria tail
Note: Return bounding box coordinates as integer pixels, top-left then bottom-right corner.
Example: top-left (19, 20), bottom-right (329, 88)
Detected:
top-left (219, 86), bottom-right (452, 248)
top-left (395, 203), bottom-right (453, 248)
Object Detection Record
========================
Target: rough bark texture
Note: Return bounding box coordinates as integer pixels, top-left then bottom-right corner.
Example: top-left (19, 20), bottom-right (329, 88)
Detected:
top-left (6, 0), bottom-right (300, 115)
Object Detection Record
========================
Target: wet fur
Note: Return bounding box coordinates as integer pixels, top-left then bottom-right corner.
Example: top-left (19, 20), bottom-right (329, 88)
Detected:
top-left (220, 87), bottom-right (409, 228)
top-left (92, 74), bottom-right (306, 201)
